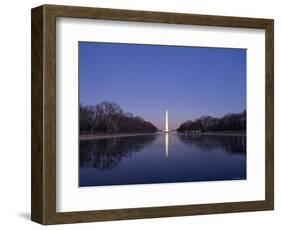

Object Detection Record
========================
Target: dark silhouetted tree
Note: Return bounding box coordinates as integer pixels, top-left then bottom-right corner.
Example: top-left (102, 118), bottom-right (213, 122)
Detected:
top-left (80, 102), bottom-right (158, 134)
top-left (177, 110), bottom-right (246, 132)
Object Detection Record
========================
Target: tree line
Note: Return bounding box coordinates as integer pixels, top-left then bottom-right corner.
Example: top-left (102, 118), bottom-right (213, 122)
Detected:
top-left (80, 135), bottom-right (156, 171)
top-left (80, 101), bottom-right (158, 134)
top-left (177, 110), bottom-right (246, 133)
top-left (178, 135), bottom-right (246, 154)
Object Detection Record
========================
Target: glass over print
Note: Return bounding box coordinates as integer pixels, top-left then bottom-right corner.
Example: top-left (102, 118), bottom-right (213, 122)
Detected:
top-left (79, 42), bottom-right (247, 187)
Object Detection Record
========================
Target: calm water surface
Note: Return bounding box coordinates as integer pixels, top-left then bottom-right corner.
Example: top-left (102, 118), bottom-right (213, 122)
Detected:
top-left (79, 133), bottom-right (246, 187)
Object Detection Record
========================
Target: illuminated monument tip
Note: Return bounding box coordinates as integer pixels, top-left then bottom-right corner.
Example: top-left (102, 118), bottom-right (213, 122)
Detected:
top-left (165, 110), bottom-right (169, 132)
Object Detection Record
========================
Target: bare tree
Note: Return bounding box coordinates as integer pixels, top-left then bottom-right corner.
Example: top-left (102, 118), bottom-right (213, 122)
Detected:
top-left (80, 102), bottom-right (158, 134)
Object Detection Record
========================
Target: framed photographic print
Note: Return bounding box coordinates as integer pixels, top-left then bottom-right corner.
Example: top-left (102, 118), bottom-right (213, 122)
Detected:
top-left (31, 4), bottom-right (274, 225)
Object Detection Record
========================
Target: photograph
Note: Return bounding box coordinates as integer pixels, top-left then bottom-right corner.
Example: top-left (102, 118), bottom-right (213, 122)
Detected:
top-left (79, 42), bottom-right (247, 187)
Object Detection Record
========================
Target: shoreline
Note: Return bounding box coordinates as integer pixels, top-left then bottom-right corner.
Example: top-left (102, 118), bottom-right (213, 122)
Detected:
top-left (201, 132), bottom-right (246, 137)
top-left (80, 131), bottom-right (245, 140)
top-left (80, 132), bottom-right (158, 140)
top-left (178, 131), bottom-right (246, 137)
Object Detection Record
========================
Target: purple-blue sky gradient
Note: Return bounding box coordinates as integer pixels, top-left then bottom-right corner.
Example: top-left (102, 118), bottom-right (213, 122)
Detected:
top-left (79, 42), bottom-right (246, 130)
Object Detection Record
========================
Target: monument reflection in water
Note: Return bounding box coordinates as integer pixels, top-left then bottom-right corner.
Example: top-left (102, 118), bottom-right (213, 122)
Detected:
top-left (79, 133), bottom-right (246, 187)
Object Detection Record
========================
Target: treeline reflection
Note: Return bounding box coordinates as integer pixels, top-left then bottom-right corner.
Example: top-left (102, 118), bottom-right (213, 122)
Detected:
top-left (80, 135), bottom-right (156, 171)
top-left (178, 134), bottom-right (246, 154)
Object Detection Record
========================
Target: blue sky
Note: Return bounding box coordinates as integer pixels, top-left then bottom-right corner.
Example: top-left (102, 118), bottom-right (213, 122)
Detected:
top-left (79, 42), bottom-right (246, 130)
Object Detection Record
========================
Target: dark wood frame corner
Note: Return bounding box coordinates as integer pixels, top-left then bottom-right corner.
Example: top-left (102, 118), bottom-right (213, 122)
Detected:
top-left (31, 4), bottom-right (274, 225)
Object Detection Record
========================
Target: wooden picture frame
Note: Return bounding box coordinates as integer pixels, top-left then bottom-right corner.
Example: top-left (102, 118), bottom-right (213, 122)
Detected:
top-left (31, 4), bottom-right (274, 225)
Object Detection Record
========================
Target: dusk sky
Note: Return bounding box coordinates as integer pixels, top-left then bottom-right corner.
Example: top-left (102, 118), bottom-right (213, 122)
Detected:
top-left (79, 42), bottom-right (246, 130)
